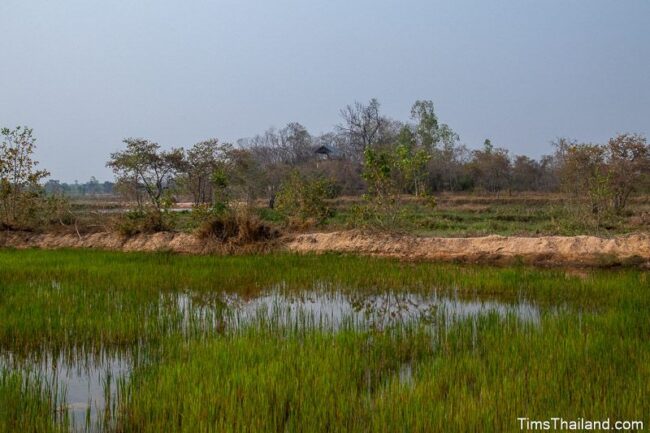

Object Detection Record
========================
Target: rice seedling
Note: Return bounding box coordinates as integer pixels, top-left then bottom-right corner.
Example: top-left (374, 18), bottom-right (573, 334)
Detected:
top-left (0, 249), bottom-right (647, 432)
top-left (0, 368), bottom-right (68, 433)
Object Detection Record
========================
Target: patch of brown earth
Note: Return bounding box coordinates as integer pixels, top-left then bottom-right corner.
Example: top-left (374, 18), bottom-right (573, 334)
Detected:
top-left (286, 231), bottom-right (650, 267)
top-left (1, 230), bottom-right (649, 267)
top-left (0, 231), bottom-right (272, 255)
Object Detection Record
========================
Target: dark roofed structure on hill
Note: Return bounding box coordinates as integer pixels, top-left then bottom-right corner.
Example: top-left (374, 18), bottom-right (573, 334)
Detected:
top-left (314, 145), bottom-right (341, 160)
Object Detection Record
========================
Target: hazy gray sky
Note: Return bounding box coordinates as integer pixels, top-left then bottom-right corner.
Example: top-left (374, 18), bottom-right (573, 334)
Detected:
top-left (1, 0), bottom-right (648, 182)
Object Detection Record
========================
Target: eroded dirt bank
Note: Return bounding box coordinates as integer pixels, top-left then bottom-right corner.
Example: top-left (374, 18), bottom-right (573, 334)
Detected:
top-left (1, 230), bottom-right (649, 267)
top-left (287, 231), bottom-right (650, 267)
top-left (0, 231), bottom-right (216, 254)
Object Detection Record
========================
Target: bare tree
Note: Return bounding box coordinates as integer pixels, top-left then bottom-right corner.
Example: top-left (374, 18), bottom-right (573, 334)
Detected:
top-left (337, 98), bottom-right (385, 160)
top-left (279, 122), bottom-right (313, 164)
top-left (246, 122), bottom-right (313, 166)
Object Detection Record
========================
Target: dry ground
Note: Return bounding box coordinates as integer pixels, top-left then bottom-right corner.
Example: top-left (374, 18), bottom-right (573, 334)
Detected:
top-left (1, 230), bottom-right (649, 268)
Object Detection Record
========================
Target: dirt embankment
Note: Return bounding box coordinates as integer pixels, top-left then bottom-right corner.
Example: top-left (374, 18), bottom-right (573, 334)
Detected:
top-left (0, 231), bottom-right (206, 253)
top-left (1, 230), bottom-right (649, 267)
top-left (287, 231), bottom-right (650, 267)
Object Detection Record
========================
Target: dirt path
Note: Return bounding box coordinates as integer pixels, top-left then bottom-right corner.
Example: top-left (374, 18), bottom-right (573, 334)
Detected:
top-left (1, 230), bottom-right (649, 267)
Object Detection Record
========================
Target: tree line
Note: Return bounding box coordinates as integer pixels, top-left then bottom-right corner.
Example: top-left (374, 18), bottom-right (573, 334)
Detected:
top-left (44, 178), bottom-right (115, 197)
top-left (105, 99), bottom-right (649, 221)
top-left (1, 98), bottom-right (649, 231)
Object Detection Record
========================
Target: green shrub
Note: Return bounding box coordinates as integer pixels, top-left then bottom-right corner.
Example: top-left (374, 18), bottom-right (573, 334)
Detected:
top-left (114, 208), bottom-right (176, 236)
top-left (275, 171), bottom-right (338, 225)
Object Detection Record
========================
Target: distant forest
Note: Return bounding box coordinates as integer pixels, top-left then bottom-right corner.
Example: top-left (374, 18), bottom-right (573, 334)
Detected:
top-left (44, 178), bottom-right (115, 197)
top-left (46, 98), bottom-right (649, 201)
top-left (1, 99), bottom-right (648, 233)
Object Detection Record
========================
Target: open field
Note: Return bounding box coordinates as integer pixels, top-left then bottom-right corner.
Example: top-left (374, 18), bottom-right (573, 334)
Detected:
top-left (62, 192), bottom-right (650, 238)
top-left (320, 193), bottom-right (650, 237)
top-left (0, 249), bottom-right (648, 432)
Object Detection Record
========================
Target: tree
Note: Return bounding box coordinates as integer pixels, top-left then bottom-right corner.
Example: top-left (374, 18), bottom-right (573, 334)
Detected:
top-left (427, 142), bottom-right (471, 192)
top-left (469, 140), bottom-right (511, 194)
top-left (511, 155), bottom-right (542, 191)
top-left (409, 100), bottom-right (460, 191)
top-left (410, 100), bottom-right (438, 151)
top-left (107, 138), bottom-right (185, 212)
top-left (410, 100), bottom-right (459, 151)
top-left (182, 139), bottom-right (231, 205)
top-left (605, 133), bottom-right (649, 213)
top-left (246, 123), bottom-right (313, 166)
top-left (279, 122), bottom-right (313, 165)
top-left (0, 126), bottom-right (50, 227)
top-left (394, 126), bottom-right (431, 196)
top-left (556, 134), bottom-right (650, 220)
top-left (537, 154), bottom-right (561, 192)
top-left (87, 176), bottom-right (100, 196)
top-left (337, 99), bottom-right (385, 160)
top-left (559, 143), bottom-right (610, 220)
top-left (362, 147), bottom-right (399, 208)
top-left (223, 148), bottom-right (266, 206)
top-left (312, 132), bottom-right (365, 194)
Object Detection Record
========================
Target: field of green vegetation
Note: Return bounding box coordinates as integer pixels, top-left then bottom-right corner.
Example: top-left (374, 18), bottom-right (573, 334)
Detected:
top-left (0, 249), bottom-right (648, 432)
top-left (125, 194), bottom-right (650, 237)
top-left (318, 194), bottom-right (650, 237)
top-left (145, 193), bottom-right (650, 238)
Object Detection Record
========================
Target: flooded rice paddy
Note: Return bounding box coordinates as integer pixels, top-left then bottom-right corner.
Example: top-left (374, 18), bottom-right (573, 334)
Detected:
top-left (0, 250), bottom-right (647, 432)
top-left (3, 286), bottom-right (545, 431)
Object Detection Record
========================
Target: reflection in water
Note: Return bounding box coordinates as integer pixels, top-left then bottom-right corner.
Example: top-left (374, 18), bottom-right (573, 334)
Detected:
top-left (176, 288), bottom-right (542, 332)
top-left (5, 285), bottom-right (545, 432)
top-left (1, 349), bottom-right (132, 432)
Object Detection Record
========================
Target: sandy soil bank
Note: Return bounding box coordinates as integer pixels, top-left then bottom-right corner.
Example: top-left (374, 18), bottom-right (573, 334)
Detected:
top-left (0, 231), bottom-right (217, 254)
top-left (287, 231), bottom-right (650, 267)
top-left (1, 230), bottom-right (649, 267)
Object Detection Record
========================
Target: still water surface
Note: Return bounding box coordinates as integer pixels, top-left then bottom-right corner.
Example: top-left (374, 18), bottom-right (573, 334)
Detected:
top-left (2, 285), bottom-right (546, 431)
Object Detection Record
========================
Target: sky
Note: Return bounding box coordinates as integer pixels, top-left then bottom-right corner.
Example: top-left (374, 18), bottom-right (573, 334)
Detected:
top-left (1, 0), bottom-right (648, 183)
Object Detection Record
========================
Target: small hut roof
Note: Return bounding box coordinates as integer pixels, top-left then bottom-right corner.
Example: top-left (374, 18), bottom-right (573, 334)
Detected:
top-left (314, 145), bottom-right (341, 156)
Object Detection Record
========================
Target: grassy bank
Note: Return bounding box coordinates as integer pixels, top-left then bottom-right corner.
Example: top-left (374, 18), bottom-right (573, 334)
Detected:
top-left (0, 249), bottom-right (648, 432)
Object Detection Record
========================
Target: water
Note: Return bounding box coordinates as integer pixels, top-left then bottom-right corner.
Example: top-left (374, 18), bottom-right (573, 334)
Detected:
top-left (4, 285), bottom-right (545, 432)
top-left (1, 349), bottom-right (132, 432)
top-left (175, 287), bottom-right (542, 332)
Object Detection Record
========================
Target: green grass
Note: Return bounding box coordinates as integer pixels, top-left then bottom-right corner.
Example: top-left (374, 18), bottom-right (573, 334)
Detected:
top-left (89, 193), bottom-right (649, 237)
top-left (323, 200), bottom-right (648, 237)
top-left (0, 369), bottom-right (67, 433)
top-left (118, 313), bottom-right (648, 432)
top-left (0, 249), bottom-right (648, 432)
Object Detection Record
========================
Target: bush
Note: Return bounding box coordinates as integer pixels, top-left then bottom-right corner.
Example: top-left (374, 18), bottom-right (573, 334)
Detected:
top-left (347, 203), bottom-right (410, 231)
top-left (188, 203), bottom-right (221, 228)
top-left (114, 208), bottom-right (175, 236)
top-left (275, 171), bottom-right (338, 225)
top-left (0, 190), bottom-right (71, 232)
top-left (195, 209), bottom-right (278, 243)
